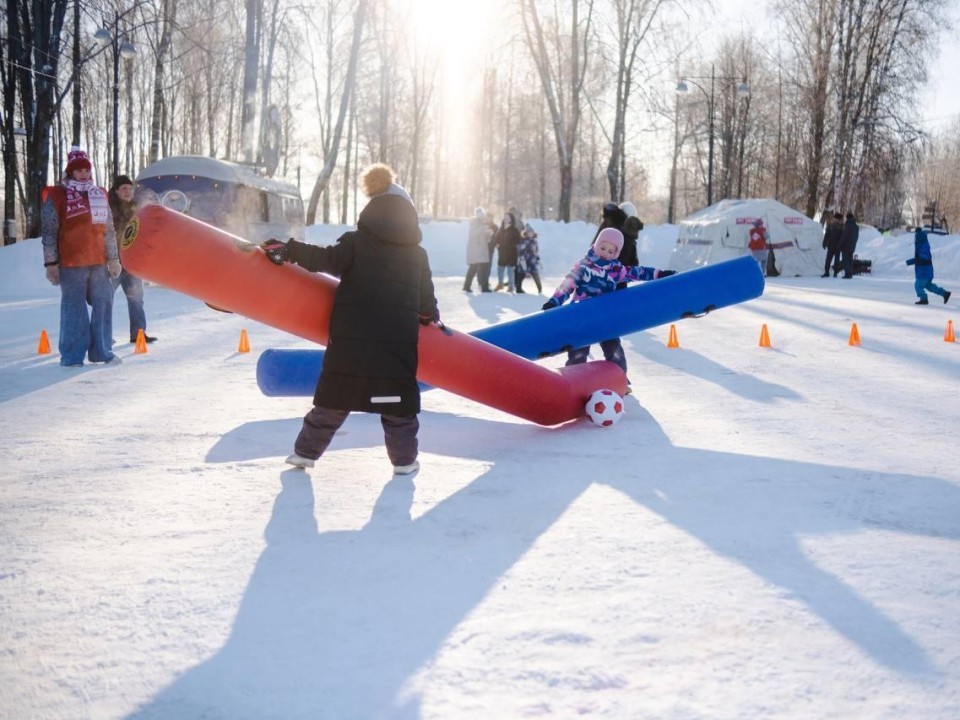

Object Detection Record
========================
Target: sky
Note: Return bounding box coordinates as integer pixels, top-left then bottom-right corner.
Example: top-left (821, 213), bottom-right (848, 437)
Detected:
top-left (709, 0), bottom-right (960, 130)
top-left (1, 217), bottom-right (959, 718)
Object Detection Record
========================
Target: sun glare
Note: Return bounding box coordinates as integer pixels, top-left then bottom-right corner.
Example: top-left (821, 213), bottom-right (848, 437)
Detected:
top-left (406, 0), bottom-right (494, 89)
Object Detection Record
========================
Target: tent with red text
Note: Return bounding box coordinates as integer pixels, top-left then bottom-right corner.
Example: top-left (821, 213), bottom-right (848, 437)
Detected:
top-left (669, 198), bottom-right (826, 277)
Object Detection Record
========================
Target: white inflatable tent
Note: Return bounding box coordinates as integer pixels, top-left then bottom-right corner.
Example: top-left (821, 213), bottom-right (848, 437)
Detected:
top-left (670, 198), bottom-right (826, 277)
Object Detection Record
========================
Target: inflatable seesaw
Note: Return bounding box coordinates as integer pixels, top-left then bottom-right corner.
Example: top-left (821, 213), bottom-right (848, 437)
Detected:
top-left (256, 255), bottom-right (766, 396)
top-left (120, 206), bottom-right (626, 426)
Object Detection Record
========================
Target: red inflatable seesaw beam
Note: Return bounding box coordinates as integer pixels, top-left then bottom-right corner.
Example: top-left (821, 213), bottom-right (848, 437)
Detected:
top-left (120, 206), bottom-right (626, 426)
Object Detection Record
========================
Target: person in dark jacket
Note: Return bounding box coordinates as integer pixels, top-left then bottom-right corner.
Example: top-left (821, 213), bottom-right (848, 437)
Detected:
top-left (839, 212), bottom-right (860, 279)
top-left (907, 226), bottom-right (951, 305)
top-left (589, 202), bottom-right (638, 289)
top-left (821, 212), bottom-right (844, 277)
top-left (492, 212), bottom-right (521, 291)
top-left (260, 164), bottom-right (439, 475)
top-left (109, 175), bottom-right (156, 344)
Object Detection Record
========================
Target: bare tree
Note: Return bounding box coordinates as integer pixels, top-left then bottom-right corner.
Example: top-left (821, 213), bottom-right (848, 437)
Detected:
top-left (305, 0), bottom-right (368, 225)
top-left (601, 0), bottom-right (667, 201)
top-left (520, 0), bottom-right (595, 221)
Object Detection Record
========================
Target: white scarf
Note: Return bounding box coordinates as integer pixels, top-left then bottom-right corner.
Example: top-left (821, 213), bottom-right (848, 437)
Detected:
top-left (63, 178), bottom-right (109, 225)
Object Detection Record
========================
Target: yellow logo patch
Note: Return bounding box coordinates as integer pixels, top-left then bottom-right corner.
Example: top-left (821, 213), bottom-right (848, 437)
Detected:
top-left (120, 216), bottom-right (140, 251)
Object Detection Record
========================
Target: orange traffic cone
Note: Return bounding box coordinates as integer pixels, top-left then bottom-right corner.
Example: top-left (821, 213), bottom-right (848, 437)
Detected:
top-left (134, 329), bottom-right (148, 354)
top-left (666, 324), bottom-right (680, 348)
top-left (848, 322), bottom-right (861, 346)
top-left (238, 329), bottom-right (251, 353)
top-left (945, 320), bottom-right (956, 343)
top-left (37, 329), bottom-right (51, 354)
top-left (758, 323), bottom-right (771, 348)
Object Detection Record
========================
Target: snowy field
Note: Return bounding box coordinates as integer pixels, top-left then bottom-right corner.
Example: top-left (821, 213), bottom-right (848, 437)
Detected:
top-left (1, 220), bottom-right (958, 719)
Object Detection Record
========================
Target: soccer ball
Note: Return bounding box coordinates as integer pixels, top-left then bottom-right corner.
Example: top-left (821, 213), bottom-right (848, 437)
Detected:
top-left (585, 389), bottom-right (625, 427)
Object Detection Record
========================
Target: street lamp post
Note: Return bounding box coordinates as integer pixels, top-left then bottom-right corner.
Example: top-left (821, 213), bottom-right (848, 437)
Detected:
top-left (676, 64), bottom-right (749, 208)
top-left (94, 14), bottom-right (137, 180)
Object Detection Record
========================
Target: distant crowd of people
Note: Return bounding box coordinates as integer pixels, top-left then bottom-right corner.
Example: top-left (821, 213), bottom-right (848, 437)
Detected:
top-left (820, 211), bottom-right (861, 279)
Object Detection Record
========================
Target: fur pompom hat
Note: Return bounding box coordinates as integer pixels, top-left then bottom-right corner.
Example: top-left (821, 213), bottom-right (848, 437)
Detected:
top-left (65, 146), bottom-right (92, 175)
top-left (593, 227), bottom-right (624, 256)
top-left (619, 201), bottom-right (638, 219)
top-left (360, 163), bottom-right (413, 205)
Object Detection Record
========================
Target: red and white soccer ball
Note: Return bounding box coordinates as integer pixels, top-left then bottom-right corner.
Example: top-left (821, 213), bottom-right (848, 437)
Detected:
top-left (585, 389), bottom-right (625, 427)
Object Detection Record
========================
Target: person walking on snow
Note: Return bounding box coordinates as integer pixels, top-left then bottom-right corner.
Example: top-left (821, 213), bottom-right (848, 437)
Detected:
top-left (260, 163), bottom-right (439, 476)
top-left (41, 146), bottom-right (122, 367)
top-left (542, 227), bottom-right (675, 392)
top-left (907, 226), bottom-right (952, 305)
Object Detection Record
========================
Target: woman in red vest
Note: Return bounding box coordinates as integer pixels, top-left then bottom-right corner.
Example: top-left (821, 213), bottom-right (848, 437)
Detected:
top-left (748, 218), bottom-right (769, 277)
top-left (41, 147), bottom-right (122, 366)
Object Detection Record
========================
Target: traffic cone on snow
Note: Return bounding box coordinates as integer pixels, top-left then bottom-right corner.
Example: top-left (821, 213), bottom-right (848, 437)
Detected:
top-left (758, 324), bottom-right (771, 348)
top-left (666, 324), bottom-right (680, 348)
top-left (848, 322), bottom-right (861, 346)
top-left (134, 329), bottom-right (148, 354)
top-left (238, 329), bottom-right (251, 353)
top-left (945, 320), bottom-right (956, 343)
top-left (37, 329), bottom-right (51, 354)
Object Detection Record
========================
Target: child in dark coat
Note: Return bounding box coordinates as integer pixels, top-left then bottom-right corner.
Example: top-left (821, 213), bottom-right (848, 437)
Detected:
top-left (261, 164), bottom-right (439, 475)
top-left (542, 228), bottom-right (674, 390)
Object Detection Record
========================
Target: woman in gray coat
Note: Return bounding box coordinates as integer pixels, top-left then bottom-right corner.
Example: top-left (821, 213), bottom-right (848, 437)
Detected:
top-left (464, 207), bottom-right (493, 292)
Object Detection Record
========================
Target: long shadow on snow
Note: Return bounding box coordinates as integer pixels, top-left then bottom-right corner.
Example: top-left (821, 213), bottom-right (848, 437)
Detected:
top-left (132, 407), bottom-right (955, 718)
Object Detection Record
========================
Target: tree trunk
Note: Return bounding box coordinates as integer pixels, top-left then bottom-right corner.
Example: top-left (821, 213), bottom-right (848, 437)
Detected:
top-left (306, 0), bottom-right (368, 225)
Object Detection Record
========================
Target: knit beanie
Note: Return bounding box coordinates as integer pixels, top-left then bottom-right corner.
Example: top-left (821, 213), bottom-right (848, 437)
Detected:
top-left (593, 227), bottom-right (624, 256)
top-left (111, 174), bottom-right (134, 190)
top-left (65, 146), bottom-right (92, 175)
top-left (619, 201), bottom-right (638, 219)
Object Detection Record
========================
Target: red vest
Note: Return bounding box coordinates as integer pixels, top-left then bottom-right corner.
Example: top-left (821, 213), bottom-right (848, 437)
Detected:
top-left (748, 227), bottom-right (767, 251)
top-left (42, 186), bottom-right (108, 267)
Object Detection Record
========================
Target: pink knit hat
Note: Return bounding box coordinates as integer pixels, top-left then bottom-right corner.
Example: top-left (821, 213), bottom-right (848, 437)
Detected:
top-left (593, 227), bottom-right (624, 255)
top-left (65, 146), bottom-right (92, 174)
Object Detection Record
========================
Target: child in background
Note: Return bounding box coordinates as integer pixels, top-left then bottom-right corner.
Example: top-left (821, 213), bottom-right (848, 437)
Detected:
top-left (907, 226), bottom-right (952, 305)
top-left (260, 163), bottom-right (439, 475)
top-left (516, 222), bottom-right (543, 294)
top-left (542, 227), bottom-right (675, 389)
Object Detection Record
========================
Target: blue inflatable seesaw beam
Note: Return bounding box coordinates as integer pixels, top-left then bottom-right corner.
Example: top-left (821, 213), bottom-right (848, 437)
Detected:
top-left (256, 255), bottom-right (764, 397)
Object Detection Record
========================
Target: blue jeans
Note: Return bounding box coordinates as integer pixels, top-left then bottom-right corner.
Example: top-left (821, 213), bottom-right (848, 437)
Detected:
top-left (497, 265), bottom-right (515, 291)
top-left (113, 268), bottom-right (147, 341)
top-left (58, 265), bottom-right (115, 365)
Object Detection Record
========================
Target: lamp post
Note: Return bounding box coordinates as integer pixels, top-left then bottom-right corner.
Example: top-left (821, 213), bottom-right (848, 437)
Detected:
top-left (94, 14), bottom-right (137, 180)
top-left (676, 64), bottom-right (749, 207)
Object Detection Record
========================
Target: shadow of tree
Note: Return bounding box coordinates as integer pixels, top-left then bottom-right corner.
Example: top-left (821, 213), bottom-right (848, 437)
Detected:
top-left (131, 406), bottom-right (956, 718)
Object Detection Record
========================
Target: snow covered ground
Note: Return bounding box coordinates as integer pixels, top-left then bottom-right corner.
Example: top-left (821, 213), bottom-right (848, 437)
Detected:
top-left (1, 220), bottom-right (958, 719)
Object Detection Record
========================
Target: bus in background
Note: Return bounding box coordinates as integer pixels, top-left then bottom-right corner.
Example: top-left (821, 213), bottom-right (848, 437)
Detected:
top-left (135, 155), bottom-right (305, 243)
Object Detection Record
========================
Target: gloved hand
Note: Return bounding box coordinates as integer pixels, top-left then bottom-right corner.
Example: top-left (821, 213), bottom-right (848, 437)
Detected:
top-left (419, 307), bottom-right (440, 326)
top-left (107, 259), bottom-right (122, 278)
top-left (45, 265), bottom-right (60, 286)
top-left (905, 258), bottom-right (914, 266)
top-left (541, 298), bottom-right (560, 311)
top-left (261, 238), bottom-right (289, 265)
top-left (655, 269), bottom-right (677, 279)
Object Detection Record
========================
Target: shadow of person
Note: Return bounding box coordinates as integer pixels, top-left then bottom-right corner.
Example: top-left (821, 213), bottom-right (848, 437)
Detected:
top-left (128, 449), bottom-right (596, 718)
top-left (131, 406), bottom-right (954, 717)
